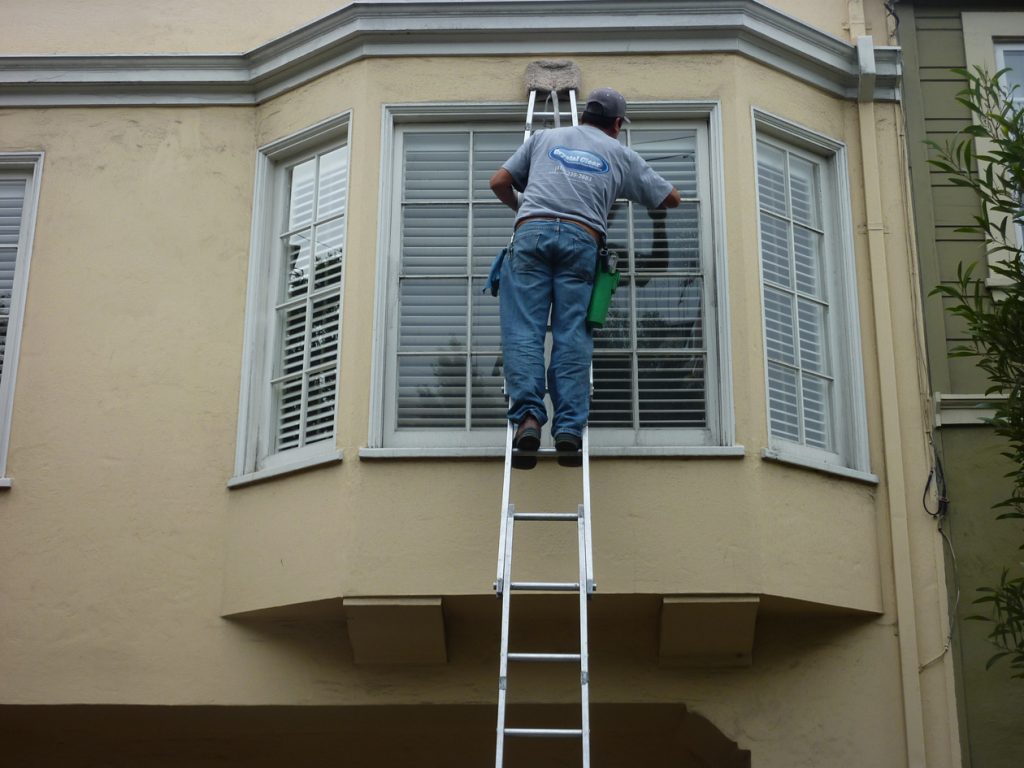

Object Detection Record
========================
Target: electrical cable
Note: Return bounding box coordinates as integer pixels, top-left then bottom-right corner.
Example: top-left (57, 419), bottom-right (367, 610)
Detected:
top-left (920, 438), bottom-right (960, 671)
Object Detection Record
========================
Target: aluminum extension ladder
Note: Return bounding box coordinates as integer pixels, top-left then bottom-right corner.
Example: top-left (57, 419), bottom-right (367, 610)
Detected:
top-left (524, 86), bottom-right (579, 139)
top-left (493, 422), bottom-right (596, 768)
top-left (494, 82), bottom-right (594, 768)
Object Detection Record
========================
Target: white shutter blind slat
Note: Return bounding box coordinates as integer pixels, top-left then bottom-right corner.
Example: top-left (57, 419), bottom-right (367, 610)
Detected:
top-left (271, 143), bottom-right (347, 455)
top-left (758, 140), bottom-right (834, 452)
top-left (590, 355), bottom-right (633, 427)
top-left (0, 181), bottom-right (26, 247)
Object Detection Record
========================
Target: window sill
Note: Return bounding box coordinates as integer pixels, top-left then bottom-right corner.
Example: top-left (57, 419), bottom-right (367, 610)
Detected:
top-left (760, 448), bottom-right (878, 485)
top-left (0, 478), bottom-right (10, 489)
top-left (358, 446), bottom-right (746, 460)
top-left (227, 450), bottom-right (343, 489)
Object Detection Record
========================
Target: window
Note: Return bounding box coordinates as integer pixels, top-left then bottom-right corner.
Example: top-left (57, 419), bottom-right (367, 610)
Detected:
top-left (997, 44), bottom-right (1024, 249)
top-left (0, 154), bottom-right (43, 485)
top-left (372, 105), bottom-right (730, 453)
top-left (754, 115), bottom-right (869, 474)
top-left (233, 116), bottom-right (349, 483)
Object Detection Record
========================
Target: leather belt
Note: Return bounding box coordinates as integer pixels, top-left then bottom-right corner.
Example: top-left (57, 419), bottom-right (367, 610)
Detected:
top-left (515, 215), bottom-right (601, 243)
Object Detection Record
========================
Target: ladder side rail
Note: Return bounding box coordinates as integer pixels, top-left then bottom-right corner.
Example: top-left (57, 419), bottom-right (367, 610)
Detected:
top-left (569, 89), bottom-right (579, 126)
top-left (524, 89), bottom-right (538, 141)
top-left (495, 421), bottom-right (515, 592)
top-left (577, 510), bottom-right (592, 768)
top-left (495, 505), bottom-right (516, 768)
top-left (581, 427), bottom-right (595, 594)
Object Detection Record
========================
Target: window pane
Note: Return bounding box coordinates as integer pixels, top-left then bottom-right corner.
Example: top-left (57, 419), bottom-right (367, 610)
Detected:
top-left (404, 133), bottom-right (469, 200)
top-left (397, 355), bottom-right (466, 427)
top-left (471, 278), bottom-right (501, 350)
top-left (767, 362), bottom-right (800, 442)
top-left (605, 201), bottom-right (629, 255)
top-left (636, 276), bottom-right (702, 349)
top-left (472, 132), bottom-right (521, 199)
top-left (801, 373), bottom-right (832, 450)
top-left (470, 353), bottom-right (506, 428)
top-left (760, 213), bottom-right (791, 288)
top-left (797, 298), bottom-right (828, 375)
top-left (634, 203), bottom-right (700, 273)
top-left (313, 218), bottom-right (345, 291)
top-left (793, 225), bottom-right (823, 298)
top-left (274, 376), bottom-right (304, 451)
top-left (639, 355), bottom-right (705, 427)
top-left (471, 204), bottom-right (515, 274)
top-left (279, 304), bottom-right (306, 377)
top-left (1004, 50), bottom-right (1024, 91)
top-left (317, 147), bottom-right (348, 218)
top-left (632, 130), bottom-right (698, 197)
top-left (399, 279), bottom-right (467, 350)
top-left (309, 294), bottom-right (341, 371)
top-left (756, 143), bottom-right (787, 215)
top-left (764, 287), bottom-right (797, 366)
top-left (591, 354), bottom-right (633, 427)
top-left (0, 180), bottom-right (25, 246)
top-left (284, 232), bottom-right (312, 298)
top-left (287, 158), bottom-right (316, 230)
top-left (402, 204), bottom-right (468, 276)
top-left (593, 280), bottom-right (631, 350)
top-left (306, 368), bottom-right (337, 443)
top-left (0, 315), bottom-right (8, 378)
top-left (789, 155), bottom-right (820, 228)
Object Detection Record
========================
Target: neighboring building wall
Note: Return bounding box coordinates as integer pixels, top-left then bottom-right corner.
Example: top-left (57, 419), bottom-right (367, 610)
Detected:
top-left (0, 2), bottom-right (960, 766)
top-left (900, 2), bottom-right (1024, 767)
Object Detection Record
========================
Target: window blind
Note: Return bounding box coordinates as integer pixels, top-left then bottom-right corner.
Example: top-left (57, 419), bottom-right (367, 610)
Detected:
top-left (396, 130), bottom-right (517, 430)
top-left (0, 179), bottom-right (26, 379)
top-left (594, 129), bottom-right (706, 429)
top-left (272, 146), bottom-right (347, 452)
top-left (757, 141), bottom-right (834, 451)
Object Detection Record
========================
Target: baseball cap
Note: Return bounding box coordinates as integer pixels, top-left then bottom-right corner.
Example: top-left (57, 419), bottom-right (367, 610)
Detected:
top-left (584, 87), bottom-right (631, 123)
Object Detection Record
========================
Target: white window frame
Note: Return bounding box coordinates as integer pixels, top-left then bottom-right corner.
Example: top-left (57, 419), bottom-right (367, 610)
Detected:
top-left (364, 102), bottom-right (737, 458)
top-left (752, 110), bottom-right (871, 480)
top-left (962, 12), bottom-right (1024, 289)
top-left (231, 113), bottom-right (351, 487)
top-left (995, 42), bottom-right (1024, 253)
top-left (0, 153), bottom-right (43, 487)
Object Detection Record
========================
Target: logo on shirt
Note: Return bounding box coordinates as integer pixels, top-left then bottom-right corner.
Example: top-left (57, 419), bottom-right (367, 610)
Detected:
top-left (548, 146), bottom-right (610, 175)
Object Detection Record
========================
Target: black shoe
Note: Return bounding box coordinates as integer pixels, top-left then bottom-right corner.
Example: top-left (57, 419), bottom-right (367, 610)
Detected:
top-left (554, 432), bottom-right (583, 467)
top-left (512, 416), bottom-right (541, 470)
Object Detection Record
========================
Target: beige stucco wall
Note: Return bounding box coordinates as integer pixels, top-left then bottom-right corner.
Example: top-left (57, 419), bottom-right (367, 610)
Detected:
top-left (0, 5), bottom-right (956, 766)
top-left (0, 0), bottom-right (891, 56)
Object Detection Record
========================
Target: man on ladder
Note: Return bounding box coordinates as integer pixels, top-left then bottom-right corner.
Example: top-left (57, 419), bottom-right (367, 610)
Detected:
top-left (489, 87), bottom-right (681, 469)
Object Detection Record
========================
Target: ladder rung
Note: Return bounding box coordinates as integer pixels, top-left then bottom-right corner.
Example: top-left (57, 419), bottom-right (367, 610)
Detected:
top-left (510, 581), bottom-right (579, 592)
top-left (508, 652), bottom-right (581, 663)
top-left (505, 727), bottom-right (583, 738)
top-left (512, 447), bottom-right (581, 457)
top-left (512, 512), bottom-right (579, 522)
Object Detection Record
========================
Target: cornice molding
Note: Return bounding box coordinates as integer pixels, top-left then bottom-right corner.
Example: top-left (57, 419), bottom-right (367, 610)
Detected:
top-left (0, 0), bottom-right (901, 107)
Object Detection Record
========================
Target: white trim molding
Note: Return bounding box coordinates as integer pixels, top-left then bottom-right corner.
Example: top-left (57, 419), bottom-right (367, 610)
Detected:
top-left (934, 392), bottom-right (1006, 427)
top-left (751, 109), bottom-right (873, 478)
top-left (960, 11), bottom-right (1024, 292)
top-left (0, 0), bottom-right (901, 107)
top-left (0, 152), bottom-right (45, 487)
top-left (231, 112), bottom-right (351, 486)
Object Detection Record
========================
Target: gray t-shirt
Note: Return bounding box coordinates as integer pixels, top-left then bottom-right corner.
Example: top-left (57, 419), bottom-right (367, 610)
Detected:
top-left (502, 124), bottom-right (674, 236)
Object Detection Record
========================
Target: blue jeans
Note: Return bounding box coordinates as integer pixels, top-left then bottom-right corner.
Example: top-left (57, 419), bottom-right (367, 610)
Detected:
top-left (500, 219), bottom-right (598, 438)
